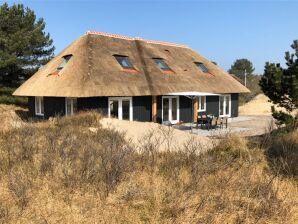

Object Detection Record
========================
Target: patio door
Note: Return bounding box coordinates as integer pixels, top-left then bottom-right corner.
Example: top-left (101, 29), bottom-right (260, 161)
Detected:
top-left (219, 94), bottom-right (231, 117)
top-left (162, 96), bottom-right (179, 123)
top-left (108, 97), bottom-right (133, 121)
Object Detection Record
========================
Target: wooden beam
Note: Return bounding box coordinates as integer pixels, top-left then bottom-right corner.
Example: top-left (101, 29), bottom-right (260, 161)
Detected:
top-left (193, 97), bottom-right (198, 123)
top-left (152, 96), bottom-right (157, 122)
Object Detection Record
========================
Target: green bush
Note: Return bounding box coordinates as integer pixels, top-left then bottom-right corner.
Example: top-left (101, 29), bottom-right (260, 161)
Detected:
top-left (0, 86), bottom-right (27, 107)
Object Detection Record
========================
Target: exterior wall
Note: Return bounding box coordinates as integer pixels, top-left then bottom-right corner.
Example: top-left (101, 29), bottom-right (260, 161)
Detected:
top-left (44, 97), bottom-right (65, 118)
top-left (231, 93), bottom-right (239, 117)
top-left (28, 96), bottom-right (35, 117)
top-left (77, 97), bottom-right (108, 115)
top-left (133, 96), bottom-right (152, 122)
top-left (204, 95), bottom-right (220, 117)
top-left (156, 96), bottom-right (162, 123)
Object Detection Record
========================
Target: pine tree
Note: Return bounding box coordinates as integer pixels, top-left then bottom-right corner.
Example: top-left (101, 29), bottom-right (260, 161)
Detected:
top-left (0, 3), bottom-right (55, 86)
top-left (228, 58), bottom-right (255, 82)
top-left (259, 40), bottom-right (298, 126)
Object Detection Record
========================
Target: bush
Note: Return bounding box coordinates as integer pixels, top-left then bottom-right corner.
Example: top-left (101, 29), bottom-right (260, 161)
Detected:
top-left (266, 130), bottom-right (298, 177)
top-left (0, 112), bottom-right (297, 223)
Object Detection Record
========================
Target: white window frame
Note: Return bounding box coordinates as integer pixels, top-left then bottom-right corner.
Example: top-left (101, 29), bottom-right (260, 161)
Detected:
top-left (197, 96), bottom-right (206, 112)
top-left (162, 96), bottom-right (180, 124)
top-left (108, 97), bottom-right (133, 121)
top-left (35, 96), bottom-right (44, 116)
top-left (219, 94), bottom-right (231, 117)
top-left (65, 97), bottom-right (77, 116)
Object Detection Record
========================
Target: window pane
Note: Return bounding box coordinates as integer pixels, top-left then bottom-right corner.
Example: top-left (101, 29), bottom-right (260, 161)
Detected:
top-left (114, 56), bottom-right (134, 69)
top-left (225, 96), bottom-right (230, 115)
top-left (66, 99), bottom-right (72, 115)
top-left (219, 96), bottom-right (224, 116)
top-left (35, 97), bottom-right (40, 114)
top-left (154, 59), bottom-right (171, 71)
top-left (163, 98), bottom-right (169, 121)
top-left (110, 100), bottom-right (119, 118)
top-left (201, 96), bottom-right (205, 110)
top-left (57, 55), bottom-right (72, 70)
top-left (171, 98), bottom-right (177, 121)
top-left (40, 97), bottom-right (44, 114)
top-left (195, 62), bottom-right (208, 73)
top-left (122, 100), bottom-right (130, 120)
top-left (73, 98), bottom-right (77, 113)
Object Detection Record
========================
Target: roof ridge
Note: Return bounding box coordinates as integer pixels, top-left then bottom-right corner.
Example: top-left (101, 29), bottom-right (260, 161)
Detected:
top-left (85, 31), bottom-right (189, 48)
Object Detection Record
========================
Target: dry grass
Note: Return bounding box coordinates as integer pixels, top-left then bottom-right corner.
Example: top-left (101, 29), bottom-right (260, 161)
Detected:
top-left (0, 112), bottom-right (297, 223)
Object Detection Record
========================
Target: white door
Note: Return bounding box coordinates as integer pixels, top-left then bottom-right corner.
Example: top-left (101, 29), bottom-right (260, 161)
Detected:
top-left (219, 94), bottom-right (231, 117)
top-left (162, 96), bottom-right (179, 123)
top-left (108, 97), bottom-right (133, 121)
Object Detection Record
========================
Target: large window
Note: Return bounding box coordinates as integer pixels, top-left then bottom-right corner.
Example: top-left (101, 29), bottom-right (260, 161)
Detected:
top-left (197, 96), bottom-right (206, 112)
top-left (114, 55), bottom-right (134, 69)
top-left (153, 58), bottom-right (172, 72)
top-left (65, 98), bottom-right (77, 116)
top-left (35, 97), bottom-right (44, 116)
top-left (195, 62), bottom-right (209, 73)
top-left (108, 97), bottom-right (133, 121)
top-left (219, 94), bottom-right (231, 117)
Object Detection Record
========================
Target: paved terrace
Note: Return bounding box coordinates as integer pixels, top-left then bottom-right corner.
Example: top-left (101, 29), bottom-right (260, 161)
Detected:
top-left (174, 115), bottom-right (274, 137)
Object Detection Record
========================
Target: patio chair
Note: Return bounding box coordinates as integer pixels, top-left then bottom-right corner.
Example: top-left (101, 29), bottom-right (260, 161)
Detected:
top-left (207, 117), bottom-right (218, 131)
top-left (217, 117), bottom-right (223, 129)
top-left (222, 117), bottom-right (228, 128)
top-left (197, 114), bottom-right (208, 129)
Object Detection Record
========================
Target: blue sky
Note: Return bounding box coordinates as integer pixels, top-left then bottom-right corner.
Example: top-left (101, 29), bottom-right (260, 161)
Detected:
top-left (5, 0), bottom-right (298, 73)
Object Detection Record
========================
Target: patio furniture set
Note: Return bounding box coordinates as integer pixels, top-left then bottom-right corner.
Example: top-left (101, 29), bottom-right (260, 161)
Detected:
top-left (196, 114), bottom-right (228, 130)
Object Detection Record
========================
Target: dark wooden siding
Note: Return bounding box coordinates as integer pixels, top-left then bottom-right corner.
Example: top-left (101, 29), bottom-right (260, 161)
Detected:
top-left (28, 96), bottom-right (35, 117)
top-left (133, 96), bottom-right (152, 122)
top-left (77, 97), bottom-right (108, 115)
top-left (179, 96), bottom-right (192, 123)
top-left (231, 93), bottom-right (239, 117)
top-left (205, 95), bottom-right (220, 117)
top-left (44, 97), bottom-right (65, 118)
top-left (156, 96), bottom-right (162, 123)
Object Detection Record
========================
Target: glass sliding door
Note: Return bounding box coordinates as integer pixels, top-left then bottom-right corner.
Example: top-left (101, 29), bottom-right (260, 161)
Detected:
top-left (162, 96), bottom-right (179, 123)
top-left (108, 97), bottom-right (132, 121)
top-left (219, 94), bottom-right (231, 117)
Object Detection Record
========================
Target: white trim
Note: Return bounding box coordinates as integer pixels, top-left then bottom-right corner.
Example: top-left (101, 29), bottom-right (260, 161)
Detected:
top-left (35, 96), bottom-right (44, 116)
top-left (65, 97), bottom-right (77, 116)
top-left (167, 91), bottom-right (219, 96)
top-left (219, 94), bottom-right (231, 117)
top-left (197, 96), bottom-right (206, 112)
top-left (162, 96), bottom-right (180, 124)
top-left (108, 97), bottom-right (133, 121)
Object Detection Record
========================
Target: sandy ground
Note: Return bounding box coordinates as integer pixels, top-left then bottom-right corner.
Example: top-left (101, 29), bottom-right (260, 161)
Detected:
top-left (100, 118), bottom-right (214, 152)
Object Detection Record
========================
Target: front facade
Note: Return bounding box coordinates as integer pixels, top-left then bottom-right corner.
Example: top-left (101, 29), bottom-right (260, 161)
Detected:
top-left (14, 31), bottom-right (249, 123)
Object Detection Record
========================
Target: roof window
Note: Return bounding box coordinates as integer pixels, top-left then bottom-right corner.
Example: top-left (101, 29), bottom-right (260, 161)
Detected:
top-left (57, 55), bottom-right (72, 70)
top-left (153, 58), bottom-right (171, 71)
top-left (195, 62), bottom-right (209, 73)
top-left (114, 55), bottom-right (134, 69)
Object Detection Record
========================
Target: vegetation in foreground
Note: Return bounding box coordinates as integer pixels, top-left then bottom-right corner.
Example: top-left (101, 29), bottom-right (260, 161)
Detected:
top-left (0, 112), bottom-right (297, 223)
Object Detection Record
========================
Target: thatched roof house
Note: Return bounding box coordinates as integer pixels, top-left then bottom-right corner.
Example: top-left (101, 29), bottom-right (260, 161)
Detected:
top-left (14, 31), bottom-right (249, 123)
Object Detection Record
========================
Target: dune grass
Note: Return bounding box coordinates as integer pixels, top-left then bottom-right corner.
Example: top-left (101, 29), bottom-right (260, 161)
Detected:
top-left (0, 112), bottom-right (297, 223)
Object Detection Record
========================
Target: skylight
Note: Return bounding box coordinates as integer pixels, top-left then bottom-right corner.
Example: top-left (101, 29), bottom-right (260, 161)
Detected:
top-left (195, 62), bottom-right (209, 73)
top-left (57, 55), bottom-right (72, 70)
top-left (154, 58), bottom-right (171, 71)
top-left (114, 55), bottom-right (134, 69)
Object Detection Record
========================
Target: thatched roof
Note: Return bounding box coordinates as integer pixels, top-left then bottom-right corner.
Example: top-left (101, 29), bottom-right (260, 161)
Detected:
top-left (13, 31), bottom-right (249, 97)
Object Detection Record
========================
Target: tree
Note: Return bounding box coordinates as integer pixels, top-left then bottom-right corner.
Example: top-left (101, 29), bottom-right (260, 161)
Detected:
top-left (228, 58), bottom-right (255, 82)
top-left (0, 3), bottom-right (54, 86)
top-left (259, 40), bottom-right (298, 126)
